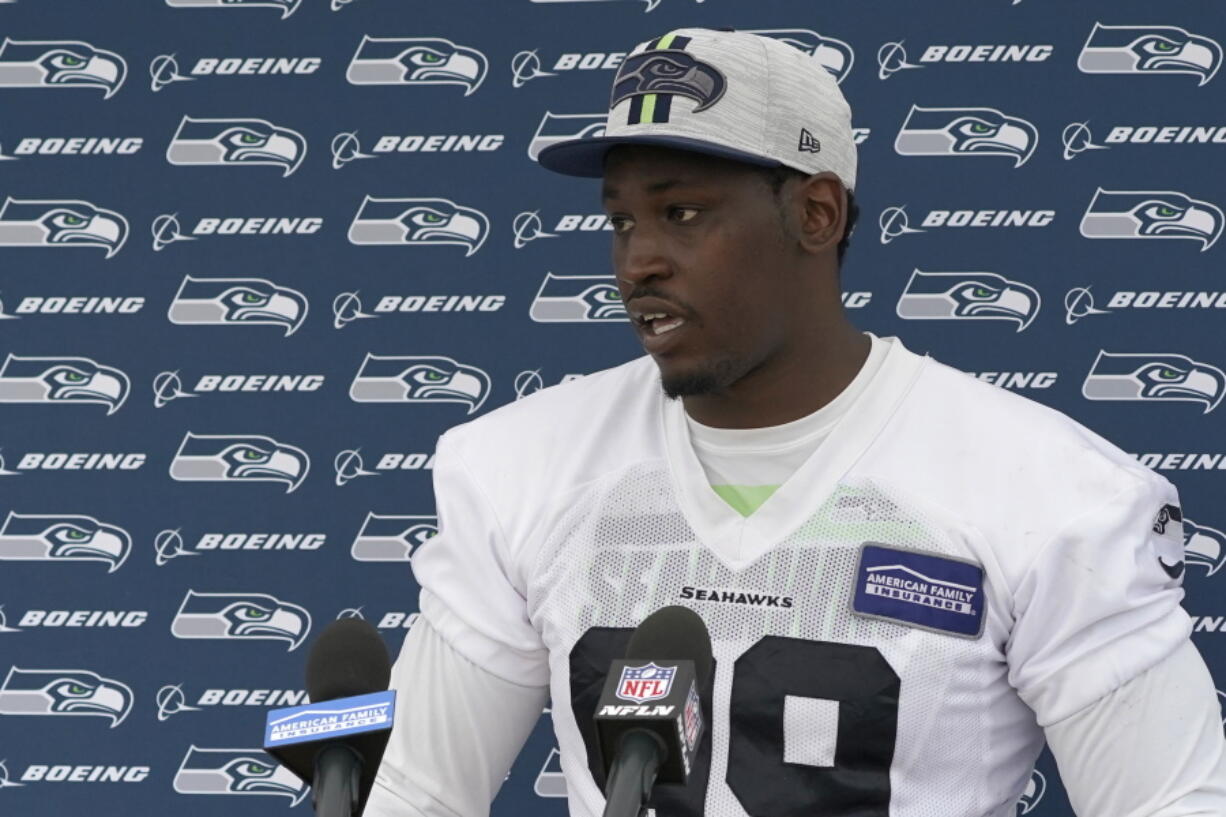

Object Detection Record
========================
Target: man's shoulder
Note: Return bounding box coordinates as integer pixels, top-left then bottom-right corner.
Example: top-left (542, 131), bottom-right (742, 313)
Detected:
top-left (868, 354), bottom-right (1170, 547)
top-left (917, 356), bottom-right (1156, 487)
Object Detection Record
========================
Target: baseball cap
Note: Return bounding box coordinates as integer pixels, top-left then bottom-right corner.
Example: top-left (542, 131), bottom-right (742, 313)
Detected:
top-left (536, 27), bottom-right (857, 191)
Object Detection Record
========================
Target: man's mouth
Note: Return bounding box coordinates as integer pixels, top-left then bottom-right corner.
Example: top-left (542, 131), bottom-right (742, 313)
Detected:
top-left (637, 312), bottom-right (687, 336)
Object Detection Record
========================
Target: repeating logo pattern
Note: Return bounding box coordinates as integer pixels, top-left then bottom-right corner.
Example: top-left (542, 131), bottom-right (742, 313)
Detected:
top-left (4, 4), bottom-right (1224, 817)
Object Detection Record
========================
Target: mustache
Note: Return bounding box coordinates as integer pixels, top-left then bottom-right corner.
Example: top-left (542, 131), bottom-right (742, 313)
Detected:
top-left (624, 287), bottom-right (694, 316)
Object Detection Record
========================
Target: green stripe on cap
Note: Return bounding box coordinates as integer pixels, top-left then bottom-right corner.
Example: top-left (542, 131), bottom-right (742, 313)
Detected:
top-left (637, 32), bottom-right (678, 124)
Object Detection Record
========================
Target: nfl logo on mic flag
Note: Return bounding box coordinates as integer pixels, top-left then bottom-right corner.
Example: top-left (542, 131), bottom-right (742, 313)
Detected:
top-left (616, 663), bottom-right (676, 703)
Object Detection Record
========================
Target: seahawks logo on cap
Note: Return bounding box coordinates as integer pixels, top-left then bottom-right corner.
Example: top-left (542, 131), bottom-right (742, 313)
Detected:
top-left (0, 38), bottom-right (126, 97)
top-left (168, 276), bottom-right (309, 337)
top-left (347, 196), bottom-right (489, 256)
top-left (0, 512), bottom-right (131, 572)
top-left (1078, 23), bottom-right (1221, 86)
top-left (1082, 350), bottom-right (1225, 413)
top-left (173, 746), bottom-right (308, 805)
top-left (170, 433), bottom-right (310, 493)
top-left (894, 105), bottom-right (1037, 167)
top-left (346, 36), bottom-right (487, 95)
top-left (611, 50), bottom-right (725, 113)
top-left (166, 116), bottom-right (306, 177)
top-left (0, 667), bottom-right (133, 727)
top-left (0, 354), bottom-right (130, 414)
top-left (165, 0), bottom-right (301, 19)
top-left (528, 112), bottom-right (606, 162)
top-left (348, 354), bottom-right (491, 413)
top-left (171, 590), bottom-right (312, 651)
top-left (0, 197), bottom-right (128, 258)
top-left (530, 273), bottom-right (626, 323)
top-left (1079, 189), bottom-right (1222, 251)
top-left (350, 512), bottom-right (437, 562)
top-left (896, 270), bottom-right (1040, 332)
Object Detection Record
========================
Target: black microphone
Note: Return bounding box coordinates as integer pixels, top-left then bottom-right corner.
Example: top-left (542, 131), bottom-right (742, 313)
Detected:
top-left (264, 617), bottom-right (395, 817)
top-left (595, 606), bottom-right (712, 817)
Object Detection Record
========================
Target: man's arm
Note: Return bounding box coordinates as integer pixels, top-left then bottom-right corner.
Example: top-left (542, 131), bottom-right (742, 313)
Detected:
top-left (364, 615), bottom-right (550, 817)
top-left (1045, 638), bottom-right (1226, 816)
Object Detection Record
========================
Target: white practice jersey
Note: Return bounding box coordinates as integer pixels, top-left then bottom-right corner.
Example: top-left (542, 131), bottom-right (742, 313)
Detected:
top-left (411, 335), bottom-right (1192, 817)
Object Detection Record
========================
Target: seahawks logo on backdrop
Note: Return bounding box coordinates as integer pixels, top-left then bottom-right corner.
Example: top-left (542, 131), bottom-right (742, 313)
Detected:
top-left (168, 276), bottom-right (309, 337)
top-left (1078, 23), bottom-right (1222, 86)
top-left (173, 746), bottom-right (307, 806)
top-left (1082, 350), bottom-right (1225, 413)
top-left (896, 269), bottom-right (1040, 332)
top-left (611, 50), bottom-right (725, 113)
top-left (894, 105), bottom-right (1038, 167)
top-left (350, 512), bottom-right (437, 562)
top-left (0, 38), bottom-right (127, 97)
top-left (0, 512), bottom-right (131, 572)
top-left (1184, 519), bottom-right (1226, 577)
top-left (748, 28), bottom-right (854, 84)
top-left (1017, 768), bottom-right (1046, 814)
top-left (169, 432), bottom-right (310, 493)
top-left (528, 111), bottom-right (606, 162)
top-left (171, 590), bottom-right (312, 651)
top-left (347, 196), bottom-right (489, 256)
top-left (529, 0), bottom-right (663, 11)
top-left (165, 0), bottom-right (301, 19)
top-left (0, 667), bottom-right (133, 727)
top-left (530, 273), bottom-right (626, 323)
top-left (534, 747), bottom-right (567, 798)
top-left (349, 354), bottom-right (491, 414)
top-left (346, 36), bottom-right (488, 95)
top-left (0, 197), bottom-right (129, 258)
top-left (1078, 189), bottom-right (1223, 251)
top-left (166, 116), bottom-right (306, 177)
top-left (0, 354), bottom-right (130, 414)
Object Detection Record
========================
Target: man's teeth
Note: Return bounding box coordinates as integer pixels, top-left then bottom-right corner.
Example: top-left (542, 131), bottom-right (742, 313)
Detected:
top-left (650, 316), bottom-right (685, 335)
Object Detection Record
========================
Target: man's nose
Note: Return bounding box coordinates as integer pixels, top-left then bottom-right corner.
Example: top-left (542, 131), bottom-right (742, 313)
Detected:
top-left (616, 226), bottom-right (673, 285)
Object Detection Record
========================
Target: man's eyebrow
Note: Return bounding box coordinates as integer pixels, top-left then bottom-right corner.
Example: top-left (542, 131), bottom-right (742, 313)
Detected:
top-left (601, 178), bottom-right (694, 201)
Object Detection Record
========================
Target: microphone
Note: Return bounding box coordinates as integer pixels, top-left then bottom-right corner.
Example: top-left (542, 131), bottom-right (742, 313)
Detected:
top-left (595, 606), bottom-right (712, 817)
top-left (263, 617), bottom-right (395, 817)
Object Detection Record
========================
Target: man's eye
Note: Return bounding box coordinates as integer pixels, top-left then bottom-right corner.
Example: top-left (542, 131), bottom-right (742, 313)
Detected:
top-left (609, 217), bottom-right (633, 234)
top-left (669, 207), bottom-right (699, 223)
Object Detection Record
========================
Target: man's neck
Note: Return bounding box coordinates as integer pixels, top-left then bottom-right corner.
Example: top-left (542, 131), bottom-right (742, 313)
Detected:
top-left (681, 325), bottom-right (872, 429)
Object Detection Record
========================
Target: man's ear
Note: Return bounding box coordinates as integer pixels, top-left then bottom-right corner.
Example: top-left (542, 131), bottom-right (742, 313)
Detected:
top-left (794, 172), bottom-right (846, 256)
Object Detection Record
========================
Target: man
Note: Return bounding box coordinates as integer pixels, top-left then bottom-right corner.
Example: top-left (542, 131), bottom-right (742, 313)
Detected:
top-left (365, 28), bottom-right (1226, 817)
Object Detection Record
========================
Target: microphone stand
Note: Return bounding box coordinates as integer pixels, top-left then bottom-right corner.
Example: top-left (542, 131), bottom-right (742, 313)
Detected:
top-left (602, 730), bottom-right (667, 817)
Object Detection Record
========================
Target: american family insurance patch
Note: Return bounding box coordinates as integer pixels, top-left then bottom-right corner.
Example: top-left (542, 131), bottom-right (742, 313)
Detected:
top-left (851, 542), bottom-right (986, 639)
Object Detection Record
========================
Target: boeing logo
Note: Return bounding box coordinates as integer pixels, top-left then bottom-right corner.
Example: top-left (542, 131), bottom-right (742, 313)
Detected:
top-left (877, 41), bottom-right (1051, 80)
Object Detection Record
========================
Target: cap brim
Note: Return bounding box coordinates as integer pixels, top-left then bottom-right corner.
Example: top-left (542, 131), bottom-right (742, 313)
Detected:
top-left (537, 134), bottom-right (782, 178)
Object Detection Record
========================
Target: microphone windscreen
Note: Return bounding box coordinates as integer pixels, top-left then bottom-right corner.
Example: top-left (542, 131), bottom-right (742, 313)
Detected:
top-left (305, 617), bottom-right (391, 703)
top-left (624, 606), bottom-right (713, 687)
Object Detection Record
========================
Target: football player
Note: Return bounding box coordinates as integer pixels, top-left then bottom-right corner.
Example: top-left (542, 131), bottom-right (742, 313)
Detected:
top-left (365, 28), bottom-right (1226, 817)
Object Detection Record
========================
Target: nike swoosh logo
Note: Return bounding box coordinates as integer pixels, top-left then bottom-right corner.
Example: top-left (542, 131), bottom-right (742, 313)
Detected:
top-left (1159, 557), bottom-right (1185, 579)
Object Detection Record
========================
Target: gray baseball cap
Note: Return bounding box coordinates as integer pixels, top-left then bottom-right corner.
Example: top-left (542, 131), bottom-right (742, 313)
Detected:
top-left (536, 27), bottom-right (858, 190)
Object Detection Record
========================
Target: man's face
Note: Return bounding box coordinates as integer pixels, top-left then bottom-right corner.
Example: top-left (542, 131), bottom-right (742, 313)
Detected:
top-left (602, 145), bottom-right (797, 398)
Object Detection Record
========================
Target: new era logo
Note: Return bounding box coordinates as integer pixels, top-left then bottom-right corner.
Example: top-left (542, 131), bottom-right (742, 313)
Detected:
top-left (799, 128), bottom-right (821, 153)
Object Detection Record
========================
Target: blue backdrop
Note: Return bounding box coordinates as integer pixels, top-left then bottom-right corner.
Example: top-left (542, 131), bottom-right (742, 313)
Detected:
top-left (1, 1), bottom-right (1224, 815)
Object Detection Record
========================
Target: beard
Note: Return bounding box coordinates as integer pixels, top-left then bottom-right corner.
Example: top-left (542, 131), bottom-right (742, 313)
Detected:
top-left (658, 355), bottom-right (744, 399)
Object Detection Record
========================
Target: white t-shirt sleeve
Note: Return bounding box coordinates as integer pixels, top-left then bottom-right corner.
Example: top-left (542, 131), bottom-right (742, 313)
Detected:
top-left (365, 616), bottom-right (551, 817)
top-left (1007, 471), bottom-right (1193, 726)
top-left (411, 429), bottom-right (550, 686)
top-left (1044, 638), bottom-right (1226, 817)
